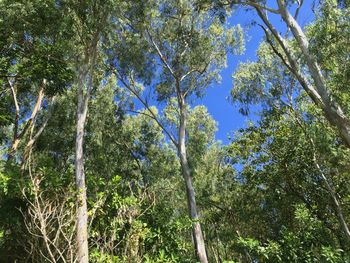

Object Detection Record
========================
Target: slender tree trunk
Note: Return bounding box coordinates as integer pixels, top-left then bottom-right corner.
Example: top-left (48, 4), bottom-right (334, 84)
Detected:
top-left (312, 134), bottom-right (350, 241)
top-left (74, 26), bottom-right (99, 262)
top-left (8, 80), bottom-right (45, 160)
top-left (318, 164), bottom-right (350, 241)
top-left (75, 65), bottom-right (90, 263)
top-left (290, 106), bottom-right (350, 242)
top-left (178, 97), bottom-right (208, 263)
top-left (276, 0), bottom-right (350, 147)
top-left (21, 97), bottom-right (55, 168)
top-left (8, 83), bottom-right (19, 161)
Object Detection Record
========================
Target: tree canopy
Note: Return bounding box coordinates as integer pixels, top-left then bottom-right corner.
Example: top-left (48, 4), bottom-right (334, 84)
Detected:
top-left (0, 0), bottom-right (349, 262)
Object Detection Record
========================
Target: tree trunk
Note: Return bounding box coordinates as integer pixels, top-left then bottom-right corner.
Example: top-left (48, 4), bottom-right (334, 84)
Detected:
top-left (178, 97), bottom-right (208, 263)
top-left (276, 0), bottom-right (350, 147)
top-left (290, 106), bottom-right (350, 242)
top-left (314, 161), bottom-right (350, 241)
top-left (21, 96), bottom-right (55, 169)
top-left (8, 81), bottom-right (45, 161)
top-left (74, 27), bottom-right (99, 262)
top-left (75, 65), bottom-right (90, 263)
top-left (8, 79), bottom-right (20, 161)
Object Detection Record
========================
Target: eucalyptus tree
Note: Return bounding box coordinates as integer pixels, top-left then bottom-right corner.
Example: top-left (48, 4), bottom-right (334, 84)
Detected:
top-left (229, 41), bottom-right (350, 254)
top-left (229, 0), bottom-right (350, 148)
top-left (232, 37), bottom-right (350, 243)
top-left (224, 98), bottom-right (350, 260)
top-left (206, 0), bottom-right (350, 145)
top-left (61, 1), bottom-right (119, 261)
top-left (110, 0), bottom-right (243, 261)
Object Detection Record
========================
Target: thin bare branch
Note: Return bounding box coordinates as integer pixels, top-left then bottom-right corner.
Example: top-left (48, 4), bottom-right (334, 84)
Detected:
top-left (114, 71), bottom-right (178, 147)
top-left (21, 96), bottom-right (56, 169)
top-left (239, 1), bottom-right (280, 14)
top-left (146, 29), bottom-right (177, 79)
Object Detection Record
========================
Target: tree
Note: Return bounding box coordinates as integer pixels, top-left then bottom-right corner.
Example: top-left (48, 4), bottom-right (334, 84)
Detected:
top-left (0, 0), bottom-right (73, 161)
top-left (2, 0), bottom-right (350, 262)
top-left (230, 32), bottom-right (350, 260)
top-left (63, 1), bottom-right (113, 261)
top-left (231, 1), bottom-right (350, 241)
top-left (110, 0), bottom-right (243, 261)
top-left (232, 0), bottom-right (350, 148)
top-left (224, 103), bottom-right (350, 260)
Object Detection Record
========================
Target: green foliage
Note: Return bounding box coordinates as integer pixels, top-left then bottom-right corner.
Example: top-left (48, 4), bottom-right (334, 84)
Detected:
top-left (307, 0), bottom-right (350, 113)
top-left (0, 0), bottom-right (74, 95)
top-left (232, 42), bottom-right (297, 115)
top-left (1, 0), bottom-right (350, 262)
top-left (113, 0), bottom-right (244, 102)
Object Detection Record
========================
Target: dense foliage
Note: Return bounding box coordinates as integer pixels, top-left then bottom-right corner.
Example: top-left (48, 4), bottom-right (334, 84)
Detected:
top-left (0, 0), bottom-right (349, 262)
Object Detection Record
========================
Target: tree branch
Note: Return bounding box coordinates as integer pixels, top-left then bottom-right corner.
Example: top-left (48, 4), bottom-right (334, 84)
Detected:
top-left (113, 70), bottom-right (178, 147)
top-left (146, 29), bottom-right (177, 79)
top-left (237, 1), bottom-right (280, 14)
top-left (8, 78), bottom-right (20, 150)
top-left (21, 96), bottom-right (56, 169)
top-left (259, 24), bottom-right (293, 72)
top-left (255, 7), bottom-right (326, 110)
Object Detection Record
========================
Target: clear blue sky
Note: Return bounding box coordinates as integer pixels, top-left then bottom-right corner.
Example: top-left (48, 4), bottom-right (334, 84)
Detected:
top-left (200, 2), bottom-right (315, 144)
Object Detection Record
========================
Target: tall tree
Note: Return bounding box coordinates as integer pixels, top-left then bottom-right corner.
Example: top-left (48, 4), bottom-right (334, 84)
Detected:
top-left (63, 1), bottom-right (115, 261)
top-left (111, 0), bottom-right (243, 261)
top-left (232, 0), bottom-right (350, 148)
top-left (232, 35), bottom-right (350, 241)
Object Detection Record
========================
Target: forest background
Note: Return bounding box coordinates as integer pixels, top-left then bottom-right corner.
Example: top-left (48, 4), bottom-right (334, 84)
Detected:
top-left (0, 0), bottom-right (349, 262)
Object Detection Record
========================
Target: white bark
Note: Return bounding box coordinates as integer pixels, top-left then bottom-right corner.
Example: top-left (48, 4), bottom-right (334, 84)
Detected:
top-left (74, 26), bottom-right (100, 262)
top-left (145, 29), bottom-right (209, 262)
top-left (75, 63), bottom-right (90, 263)
top-left (178, 96), bottom-right (208, 263)
top-left (275, 0), bottom-right (350, 147)
top-left (8, 80), bottom-right (45, 160)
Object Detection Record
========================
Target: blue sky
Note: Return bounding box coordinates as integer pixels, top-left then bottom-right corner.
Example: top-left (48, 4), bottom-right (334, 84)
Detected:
top-left (131, 2), bottom-right (316, 145)
top-left (200, 2), bottom-right (315, 144)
